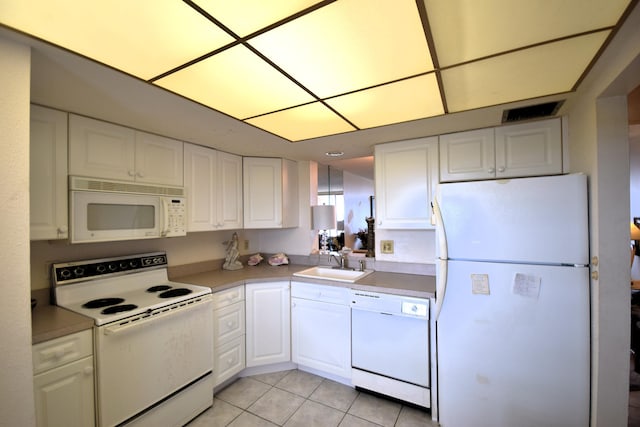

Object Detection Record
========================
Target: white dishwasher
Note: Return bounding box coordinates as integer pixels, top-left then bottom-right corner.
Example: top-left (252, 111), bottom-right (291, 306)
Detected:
top-left (350, 290), bottom-right (430, 408)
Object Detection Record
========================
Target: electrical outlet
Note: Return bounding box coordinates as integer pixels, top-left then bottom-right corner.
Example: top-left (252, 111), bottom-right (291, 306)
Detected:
top-left (243, 240), bottom-right (249, 251)
top-left (381, 240), bottom-right (394, 254)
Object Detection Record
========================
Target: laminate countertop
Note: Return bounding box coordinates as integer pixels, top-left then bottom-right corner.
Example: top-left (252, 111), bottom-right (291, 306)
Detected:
top-left (32, 264), bottom-right (436, 344)
top-left (172, 263), bottom-right (436, 299)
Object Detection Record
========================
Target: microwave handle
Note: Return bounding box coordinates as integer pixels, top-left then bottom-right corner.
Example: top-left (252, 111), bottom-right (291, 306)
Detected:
top-left (160, 198), bottom-right (169, 237)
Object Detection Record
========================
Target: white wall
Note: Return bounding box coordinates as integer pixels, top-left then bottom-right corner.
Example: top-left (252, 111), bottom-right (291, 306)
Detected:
top-left (563, 4), bottom-right (640, 424)
top-left (0, 36), bottom-right (36, 426)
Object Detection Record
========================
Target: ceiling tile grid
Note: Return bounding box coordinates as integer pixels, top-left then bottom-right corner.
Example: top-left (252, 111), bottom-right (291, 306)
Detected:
top-left (0, 0), bottom-right (634, 141)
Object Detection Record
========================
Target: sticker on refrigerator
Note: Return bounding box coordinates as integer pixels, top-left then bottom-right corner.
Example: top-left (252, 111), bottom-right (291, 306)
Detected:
top-left (513, 273), bottom-right (541, 298)
top-left (471, 274), bottom-right (490, 295)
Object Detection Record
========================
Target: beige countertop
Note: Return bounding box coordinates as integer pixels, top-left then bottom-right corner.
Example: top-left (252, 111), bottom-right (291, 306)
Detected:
top-left (172, 263), bottom-right (436, 299)
top-left (31, 304), bottom-right (94, 345)
top-left (32, 263), bottom-right (436, 344)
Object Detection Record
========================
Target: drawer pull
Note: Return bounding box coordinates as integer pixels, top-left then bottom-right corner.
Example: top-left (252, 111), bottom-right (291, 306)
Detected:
top-left (83, 366), bottom-right (94, 376)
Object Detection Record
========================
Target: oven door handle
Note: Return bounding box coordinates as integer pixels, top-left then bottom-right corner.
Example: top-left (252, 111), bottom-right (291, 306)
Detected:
top-left (103, 297), bottom-right (211, 336)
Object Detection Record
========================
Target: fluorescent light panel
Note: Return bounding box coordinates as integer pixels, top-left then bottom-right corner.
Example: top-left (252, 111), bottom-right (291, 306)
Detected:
top-left (249, 0), bottom-right (434, 99)
top-left (326, 73), bottom-right (444, 129)
top-left (442, 31), bottom-right (610, 112)
top-left (155, 45), bottom-right (315, 119)
top-left (1, 0), bottom-right (233, 80)
top-left (192, 0), bottom-right (324, 37)
top-left (246, 103), bottom-right (356, 141)
top-left (425, 0), bottom-right (630, 67)
top-left (0, 0), bottom-right (632, 141)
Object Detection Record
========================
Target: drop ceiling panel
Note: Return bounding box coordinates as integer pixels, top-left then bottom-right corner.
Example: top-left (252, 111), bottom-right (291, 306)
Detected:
top-left (192, 0), bottom-right (325, 37)
top-left (326, 74), bottom-right (444, 129)
top-left (246, 103), bottom-right (356, 141)
top-left (155, 45), bottom-right (315, 119)
top-left (442, 31), bottom-right (610, 112)
top-left (1, 0), bottom-right (233, 80)
top-left (425, 0), bottom-right (630, 67)
top-left (249, 0), bottom-right (434, 98)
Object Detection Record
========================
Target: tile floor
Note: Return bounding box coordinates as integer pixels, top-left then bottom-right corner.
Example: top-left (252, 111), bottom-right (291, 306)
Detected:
top-left (187, 369), bottom-right (438, 427)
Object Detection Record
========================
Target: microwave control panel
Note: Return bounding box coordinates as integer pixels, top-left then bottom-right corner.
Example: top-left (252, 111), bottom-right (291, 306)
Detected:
top-left (164, 198), bottom-right (187, 237)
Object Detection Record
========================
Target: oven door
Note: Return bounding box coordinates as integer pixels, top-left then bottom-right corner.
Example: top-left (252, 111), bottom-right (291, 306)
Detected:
top-left (95, 296), bottom-right (213, 427)
top-left (71, 190), bottom-right (162, 243)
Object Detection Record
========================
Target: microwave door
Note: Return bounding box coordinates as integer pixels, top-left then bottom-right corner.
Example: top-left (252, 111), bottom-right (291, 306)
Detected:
top-left (71, 191), bottom-right (161, 243)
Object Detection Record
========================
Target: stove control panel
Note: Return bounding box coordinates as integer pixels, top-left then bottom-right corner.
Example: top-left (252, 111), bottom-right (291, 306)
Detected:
top-left (53, 252), bottom-right (168, 285)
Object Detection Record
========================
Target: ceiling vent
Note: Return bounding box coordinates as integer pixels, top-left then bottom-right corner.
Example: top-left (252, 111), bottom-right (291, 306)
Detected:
top-left (501, 101), bottom-right (564, 123)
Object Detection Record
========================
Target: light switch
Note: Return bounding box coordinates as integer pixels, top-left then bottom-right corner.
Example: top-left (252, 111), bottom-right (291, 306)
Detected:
top-left (381, 240), bottom-right (394, 254)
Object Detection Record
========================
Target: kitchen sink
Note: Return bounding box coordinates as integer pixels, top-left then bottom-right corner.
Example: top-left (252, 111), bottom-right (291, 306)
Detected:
top-left (292, 266), bottom-right (373, 283)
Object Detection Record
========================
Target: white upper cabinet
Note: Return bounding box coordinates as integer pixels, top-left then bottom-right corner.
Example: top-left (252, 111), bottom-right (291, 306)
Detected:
top-left (30, 105), bottom-right (69, 240)
top-left (134, 131), bottom-right (184, 186)
top-left (184, 143), bottom-right (243, 232)
top-left (440, 118), bottom-right (563, 182)
top-left (375, 137), bottom-right (439, 229)
top-left (243, 157), bottom-right (299, 229)
top-left (69, 114), bottom-right (183, 186)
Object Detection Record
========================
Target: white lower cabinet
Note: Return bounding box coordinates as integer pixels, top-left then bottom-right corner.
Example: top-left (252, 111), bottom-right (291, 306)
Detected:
top-left (291, 282), bottom-right (351, 379)
top-left (245, 281), bottom-right (291, 367)
top-left (32, 330), bottom-right (95, 427)
top-left (213, 286), bottom-right (245, 387)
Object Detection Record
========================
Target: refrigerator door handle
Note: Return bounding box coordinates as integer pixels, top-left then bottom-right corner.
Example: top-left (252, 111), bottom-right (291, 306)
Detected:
top-left (432, 200), bottom-right (448, 260)
top-left (435, 259), bottom-right (447, 321)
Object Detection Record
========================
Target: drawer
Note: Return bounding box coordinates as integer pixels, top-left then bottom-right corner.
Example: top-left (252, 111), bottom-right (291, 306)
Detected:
top-left (214, 335), bottom-right (246, 386)
top-left (214, 301), bottom-right (245, 344)
top-left (291, 281), bottom-right (350, 305)
top-left (213, 285), bottom-right (245, 310)
top-left (33, 330), bottom-right (93, 374)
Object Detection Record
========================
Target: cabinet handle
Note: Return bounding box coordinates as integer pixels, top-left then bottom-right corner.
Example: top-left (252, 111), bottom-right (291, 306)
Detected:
top-left (128, 170), bottom-right (136, 177)
top-left (498, 166), bottom-right (505, 173)
top-left (83, 366), bottom-right (94, 376)
top-left (55, 348), bottom-right (66, 359)
top-left (57, 226), bottom-right (68, 236)
top-left (488, 167), bottom-right (495, 174)
top-left (226, 321), bottom-right (234, 328)
top-left (137, 171), bottom-right (145, 178)
top-left (226, 358), bottom-right (234, 366)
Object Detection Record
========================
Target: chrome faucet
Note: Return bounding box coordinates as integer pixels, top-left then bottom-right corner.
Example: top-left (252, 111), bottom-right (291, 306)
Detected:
top-left (329, 252), bottom-right (351, 270)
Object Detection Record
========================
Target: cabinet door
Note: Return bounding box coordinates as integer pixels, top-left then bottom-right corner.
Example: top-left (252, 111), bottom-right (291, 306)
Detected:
top-left (291, 297), bottom-right (351, 378)
top-left (243, 158), bottom-right (282, 229)
top-left (245, 281), bottom-right (291, 367)
top-left (494, 118), bottom-right (562, 178)
top-left (375, 137), bottom-right (438, 229)
top-left (135, 132), bottom-right (183, 186)
top-left (184, 143), bottom-right (217, 231)
top-left (33, 356), bottom-right (95, 427)
top-left (30, 105), bottom-right (68, 240)
top-left (439, 128), bottom-right (495, 182)
top-left (217, 151), bottom-right (243, 230)
top-left (69, 114), bottom-right (136, 181)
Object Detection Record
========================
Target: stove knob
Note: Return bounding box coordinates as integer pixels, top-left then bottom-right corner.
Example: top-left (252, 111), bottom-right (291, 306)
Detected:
top-left (60, 269), bottom-right (72, 279)
top-left (73, 267), bottom-right (84, 277)
top-left (96, 265), bottom-right (106, 274)
top-left (129, 260), bottom-right (138, 268)
top-left (119, 262), bottom-right (129, 269)
top-left (108, 263), bottom-right (118, 272)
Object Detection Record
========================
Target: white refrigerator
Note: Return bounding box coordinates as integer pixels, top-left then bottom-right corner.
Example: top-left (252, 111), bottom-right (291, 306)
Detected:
top-left (433, 174), bottom-right (590, 427)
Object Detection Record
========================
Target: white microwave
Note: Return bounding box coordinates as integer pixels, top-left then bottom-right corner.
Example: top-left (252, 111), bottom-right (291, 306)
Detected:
top-left (69, 176), bottom-right (187, 244)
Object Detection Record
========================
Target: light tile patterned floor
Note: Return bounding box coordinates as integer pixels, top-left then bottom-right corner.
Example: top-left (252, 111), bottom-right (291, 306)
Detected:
top-left (187, 369), bottom-right (438, 427)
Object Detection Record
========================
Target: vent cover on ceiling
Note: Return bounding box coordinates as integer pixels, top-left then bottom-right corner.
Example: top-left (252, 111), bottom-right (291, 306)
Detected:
top-left (502, 101), bottom-right (564, 123)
